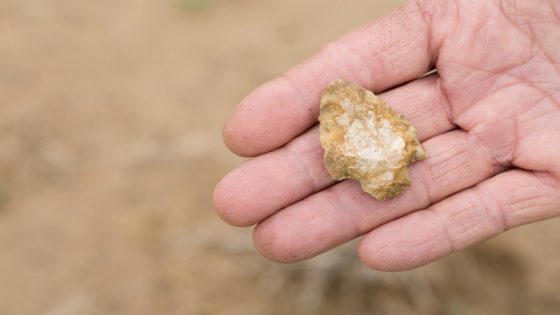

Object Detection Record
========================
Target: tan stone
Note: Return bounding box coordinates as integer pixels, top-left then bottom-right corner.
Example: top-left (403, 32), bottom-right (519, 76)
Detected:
top-left (319, 80), bottom-right (427, 200)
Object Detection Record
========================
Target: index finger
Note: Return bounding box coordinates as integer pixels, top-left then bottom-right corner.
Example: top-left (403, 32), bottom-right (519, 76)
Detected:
top-left (224, 1), bottom-right (439, 157)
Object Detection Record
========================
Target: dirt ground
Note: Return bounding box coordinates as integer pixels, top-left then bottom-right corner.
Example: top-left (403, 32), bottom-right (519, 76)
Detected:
top-left (0, 0), bottom-right (560, 314)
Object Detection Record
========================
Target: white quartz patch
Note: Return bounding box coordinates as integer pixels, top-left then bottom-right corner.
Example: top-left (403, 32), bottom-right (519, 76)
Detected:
top-left (335, 104), bottom-right (405, 177)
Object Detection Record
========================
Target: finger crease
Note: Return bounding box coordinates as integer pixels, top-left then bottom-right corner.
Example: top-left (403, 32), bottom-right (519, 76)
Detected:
top-left (281, 75), bottom-right (316, 124)
top-left (285, 145), bottom-right (318, 194)
top-left (324, 189), bottom-right (360, 238)
top-left (472, 184), bottom-right (509, 232)
top-left (435, 77), bottom-right (456, 125)
top-left (424, 207), bottom-right (455, 253)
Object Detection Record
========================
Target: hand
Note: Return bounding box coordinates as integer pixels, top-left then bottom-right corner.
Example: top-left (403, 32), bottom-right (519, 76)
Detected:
top-left (213, 0), bottom-right (560, 271)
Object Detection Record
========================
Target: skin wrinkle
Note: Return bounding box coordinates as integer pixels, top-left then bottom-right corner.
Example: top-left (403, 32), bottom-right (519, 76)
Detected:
top-left (509, 197), bottom-right (559, 222)
top-left (444, 67), bottom-right (496, 93)
top-left (420, 232), bottom-right (439, 268)
top-left (510, 197), bottom-right (552, 217)
top-left (366, 47), bottom-right (383, 93)
top-left (551, 0), bottom-right (560, 22)
top-left (518, 34), bottom-right (560, 78)
top-left (362, 239), bottom-right (393, 267)
top-left (359, 27), bottom-right (386, 94)
top-left (406, 99), bottom-right (443, 128)
top-left (517, 65), bottom-right (560, 94)
top-left (285, 143), bottom-right (319, 196)
top-left (225, 82), bottom-right (288, 157)
top-left (434, 78), bottom-right (455, 124)
top-left (468, 14), bottom-right (496, 63)
top-left (422, 133), bottom-right (497, 202)
top-left (428, 139), bottom-right (470, 180)
top-left (396, 103), bottom-right (428, 124)
top-left (369, 4), bottom-right (431, 84)
top-left (416, 145), bottom-right (459, 198)
top-left (356, 197), bottom-right (404, 234)
top-left (511, 201), bottom-right (553, 215)
top-left (472, 184), bottom-right (509, 233)
top-left (469, 116), bottom-right (519, 168)
top-left (289, 50), bottom-right (329, 95)
top-left (466, 127), bottom-right (509, 170)
top-left (501, 0), bottom-right (556, 24)
top-left (405, 219), bottom-right (440, 267)
top-left (320, 41), bottom-right (368, 85)
top-left (448, 60), bottom-right (503, 76)
top-left (440, 70), bottom-right (499, 119)
top-left (337, 46), bottom-right (364, 85)
top-left (505, 181), bottom-right (538, 195)
top-left (407, 165), bottom-right (433, 210)
top-left (353, 45), bottom-right (379, 88)
top-left (424, 208), bottom-right (455, 252)
top-left (446, 191), bottom-right (492, 249)
top-left (552, 96), bottom-right (560, 112)
top-left (253, 221), bottom-right (284, 261)
top-left (333, 44), bottom-right (373, 88)
top-left (320, 42), bottom-right (354, 83)
top-left (471, 124), bottom-right (517, 167)
top-left (535, 171), bottom-right (560, 190)
top-left (514, 55), bottom-right (560, 101)
top-left (439, 11), bottom-right (532, 110)
top-left (432, 0), bottom-right (459, 62)
top-left (354, 22), bottom-right (383, 76)
top-left (337, 40), bottom-right (376, 90)
top-left (282, 130), bottom-right (337, 201)
top-left (413, 0), bottom-right (436, 66)
top-left (383, 30), bottom-right (429, 76)
top-left (474, 82), bottom-right (529, 117)
top-left (323, 188), bottom-right (361, 241)
top-left (487, 80), bottom-right (533, 99)
top-left (516, 95), bottom-right (556, 125)
top-left (501, 174), bottom-right (557, 223)
top-left (498, 0), bottom-right (517, 20)
top-left (281, 75), bottom-right (317, 128)
top-left (492, 59), bottom-right (540, 91)
top-left (507, 113), bottom-right (522, 167)
top-left (462, 4), bottom-right (497, 49)
top-left (361, 211), bottom-right (441, 270)
top-left (430, 152), bottom-right (472, 185)
top-left (499, 1), bottom-right (560, 76)
top-left (385, 75), bottom-right (456, 139)
top-left (552, 166), bottom-right (560, 179)
top-left (466, 130), bottom-right (504, 170)
top-left (511, 95), bottom-right (556, 167)
top-left (447, 201), bottom-right (486, 237)
top-left (502, 0), bottom-right (560, 23)
top-left (456, 86), bottom-right (533, 166)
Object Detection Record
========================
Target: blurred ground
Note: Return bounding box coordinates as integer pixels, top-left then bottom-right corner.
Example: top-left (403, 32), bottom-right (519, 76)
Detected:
top-left (0, 0), bottom-right (559, 314)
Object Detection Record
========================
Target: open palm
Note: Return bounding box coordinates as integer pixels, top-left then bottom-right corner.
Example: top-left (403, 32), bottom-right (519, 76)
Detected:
top-left (214, 0), bottom-right (560, 271)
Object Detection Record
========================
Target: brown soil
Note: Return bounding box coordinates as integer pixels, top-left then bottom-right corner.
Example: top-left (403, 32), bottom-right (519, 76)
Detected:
top-left (0, 0), bottom-right (559, 314)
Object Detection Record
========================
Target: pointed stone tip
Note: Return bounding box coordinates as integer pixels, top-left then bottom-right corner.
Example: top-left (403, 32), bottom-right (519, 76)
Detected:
top-left (328, 79), bottom-right (350, 86)
top-left (323, 79), bottom-right (349, 94)
top-left (415, 146), bottom-right (428, 161)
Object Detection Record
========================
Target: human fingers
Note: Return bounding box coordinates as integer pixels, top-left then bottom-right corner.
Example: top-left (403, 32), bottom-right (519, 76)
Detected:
top-left (214, 75), bottom-right (454, 226)
top-left (224, 1), bottom-right (440, 157)
top-left (251, 130), bottom-right (503, 262)
top-left (358, 170), bottom-right (560, 271)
